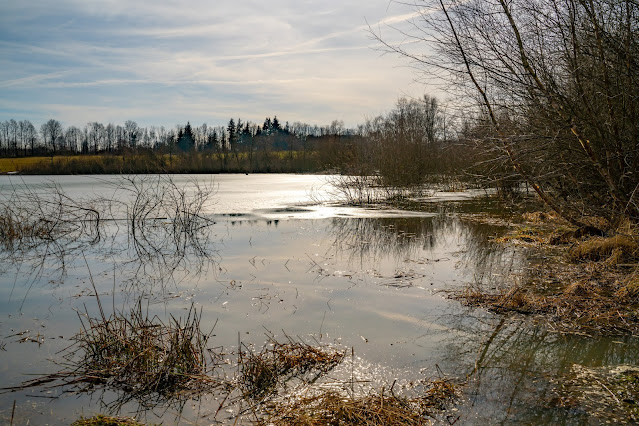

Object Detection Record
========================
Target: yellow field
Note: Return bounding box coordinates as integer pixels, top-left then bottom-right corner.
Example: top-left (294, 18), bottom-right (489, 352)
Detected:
top-left (0, 156), bottom-right (49, 173)
top-left (0, 155), bottom-right (115, 173)
top-left (0, 151), bottom-right (318, 174)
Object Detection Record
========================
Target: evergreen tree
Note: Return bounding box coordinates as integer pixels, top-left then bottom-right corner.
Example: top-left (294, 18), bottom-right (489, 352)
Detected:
top-left (177, 122), bottom-right (195, 152)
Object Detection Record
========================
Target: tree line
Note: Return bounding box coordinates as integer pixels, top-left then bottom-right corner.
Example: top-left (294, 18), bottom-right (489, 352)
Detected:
top-left (1, 101), bottom-right (470, 178)
top-left (0, 116), bottom-right (352, 157)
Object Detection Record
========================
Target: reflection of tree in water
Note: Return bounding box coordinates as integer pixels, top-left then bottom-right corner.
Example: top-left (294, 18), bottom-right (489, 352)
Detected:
top-left (438, 219), bottom-right (638, 423)
top-left (0, 176), bottom-right (220, 306)
top-left (442, 308), bottom-right (639, 423)
top-left (326, 215), bottom-right (509, 270)
top-left (455, 219), bottom-right (525, 290)
top-left (327, 216), bottom-right (449, 264)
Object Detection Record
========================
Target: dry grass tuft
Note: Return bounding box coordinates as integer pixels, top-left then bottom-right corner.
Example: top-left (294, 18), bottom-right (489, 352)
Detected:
top-left (616, 273), bottom-right (639, 300)
top-left (454, 274), bottom-right (639, 335)
top-left (494, 227), bottom-right (546, 244)
top-left (67, 301), bottom-right (222, 400)
top-left (569, 235), bottom-right (638, 263)
top-left (522, 211), bottom-right (562, 223)
top-left (240, 335), bottom-right (345, 400)
top-left (71, 414), bottom-right (144, 425)
top-left (0, 208), bottom-right (50, 246)
top-left (260, 379), bottom-right (460, 425)
top-left (2, 299), bottom-right (224, 407)
top-left (456, 286), bottom-right (549, 315)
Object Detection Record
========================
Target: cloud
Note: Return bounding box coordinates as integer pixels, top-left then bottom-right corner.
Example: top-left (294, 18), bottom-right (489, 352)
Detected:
top-left (0, 0), bottom-right (433, 127)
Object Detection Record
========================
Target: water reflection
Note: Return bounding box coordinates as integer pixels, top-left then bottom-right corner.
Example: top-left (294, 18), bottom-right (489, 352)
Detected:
top-left (0, 177), bottom-right (222, 307)
top-left (443, 292), bottom-right (639, 423)
top-left (1, 181), bottom-right (637, 424)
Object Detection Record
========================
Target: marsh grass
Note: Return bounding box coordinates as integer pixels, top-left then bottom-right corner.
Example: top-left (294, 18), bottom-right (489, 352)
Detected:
top-left (239, 334), bottom-right (345, 400)
top-left (1, 298), bottom-right (225, 409)
top-left (71, 414), bottom-right (144, 426)
top-left (71, 301), bottom-right (221, 399)
top-left (259, 378), bottom-right (460, 425)
top-left (455, 214), bottom-right (639, 335)
top-left (569, 235), bottom-right (639, 263)
top-left (1, 300), bottom-right (461, 424)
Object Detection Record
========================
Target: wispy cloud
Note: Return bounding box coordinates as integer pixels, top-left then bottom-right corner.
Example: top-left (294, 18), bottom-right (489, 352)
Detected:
top-left (0, 0), bottom-right (432, 127)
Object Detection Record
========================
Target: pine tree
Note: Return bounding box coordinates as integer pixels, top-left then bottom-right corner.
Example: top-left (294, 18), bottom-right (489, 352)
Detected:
top-left (177, 122), bottom-right (195, 152)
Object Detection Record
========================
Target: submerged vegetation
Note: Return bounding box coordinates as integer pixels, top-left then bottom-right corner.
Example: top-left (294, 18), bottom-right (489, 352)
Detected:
top-left (1, 300), bottom-right (225, 410)
top-left (71, 414), bottom-right (144, 426)
top-left (549, 364), bottom-right (639, 424)
top-left (239, 335), bottom-right (345, 400)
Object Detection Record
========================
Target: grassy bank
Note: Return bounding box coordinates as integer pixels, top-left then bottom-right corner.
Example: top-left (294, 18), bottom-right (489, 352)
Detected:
top-left (453, 210), bottom-right (639, 335)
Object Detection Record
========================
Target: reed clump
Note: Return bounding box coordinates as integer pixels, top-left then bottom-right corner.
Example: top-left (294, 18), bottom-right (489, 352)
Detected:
top-left (2, 300), bottom-right (225, 406)
top-left (240, 336), bottom-right (345, 400)
top-left (0, 206), bottom-right (49, 247)
top-left (68, 301), bottom-right (221, 400)
top-left (260, 378), bottom-right (460, 425)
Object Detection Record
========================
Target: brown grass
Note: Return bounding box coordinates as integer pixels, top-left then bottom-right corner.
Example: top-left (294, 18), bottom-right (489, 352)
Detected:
top-left (569, 235), bottom-right (639, 263)
top-left (493, 226), bottom-right (546, 244)
top-left (239, 335), bottom-right (345, 400)
top-left (71, 414), bottom-right (144, 426)
top-left (1, 300), bottom-right (225, 406)
top-left (0, 206), bottom-right (50, 246)
top-left (454, 261), bottom-right (639, 335)
top-left (259, 379), bottom-right (460, 425)
top-left (452, 211), bottom-right (639, 335)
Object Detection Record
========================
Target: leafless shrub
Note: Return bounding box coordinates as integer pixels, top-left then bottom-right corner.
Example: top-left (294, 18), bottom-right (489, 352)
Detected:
top-left (0, 180), bottom-right (102, 250)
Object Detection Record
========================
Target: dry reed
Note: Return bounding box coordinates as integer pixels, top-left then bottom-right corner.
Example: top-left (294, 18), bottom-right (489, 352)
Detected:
top-left (239, 335), bottom-right (345, 400)
top-left (1, 299), bottom-right (225, 406)
top-left (259, 378), bottom-right (460, 425)
top-left (71, 414), bottom-right (144, 425)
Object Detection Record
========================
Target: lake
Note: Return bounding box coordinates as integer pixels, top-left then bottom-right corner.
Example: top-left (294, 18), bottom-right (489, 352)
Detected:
top-left (0, 174), bottom-right (637, 424)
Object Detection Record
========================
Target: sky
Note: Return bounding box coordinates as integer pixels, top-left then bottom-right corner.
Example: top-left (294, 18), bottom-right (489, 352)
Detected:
top-left (0, 0), bottom-right (431, 129)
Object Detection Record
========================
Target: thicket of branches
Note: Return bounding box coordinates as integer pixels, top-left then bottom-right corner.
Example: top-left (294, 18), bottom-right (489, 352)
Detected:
top-left (375, 0), bottom-right (639, 226)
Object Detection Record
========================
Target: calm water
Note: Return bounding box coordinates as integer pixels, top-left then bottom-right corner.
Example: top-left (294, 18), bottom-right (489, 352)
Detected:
top-left (0, 174), bottom-right (637, 424)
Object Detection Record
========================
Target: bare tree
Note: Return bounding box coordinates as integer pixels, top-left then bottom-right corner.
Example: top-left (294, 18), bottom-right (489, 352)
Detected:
top-left (88, 122), bottom-right (105, 153)
top-left (124, 120), bottom-right (139, 149)
top-left (65, 126), bottom-right (83, 153)
top-left (105, 123), bottom-right (116, 152)
top-left (21, 120), bottom-right (38, 155)
top-left (375, 0), bottom-right (639, 226)
top-left (40, 119), bottom-right (63, 155)
top-left (8, 119), bottom-right (18, 156)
